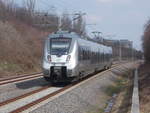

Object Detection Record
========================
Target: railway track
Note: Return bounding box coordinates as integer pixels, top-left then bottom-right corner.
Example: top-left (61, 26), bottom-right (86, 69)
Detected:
top-left (0, 63), bottom-right (125, 113)
top-left (0, 61), bottom-right (124, 86)
top-left (0, 62), bottom-right (129, 113)
top-left (0, 73), bottom-right (43, 86)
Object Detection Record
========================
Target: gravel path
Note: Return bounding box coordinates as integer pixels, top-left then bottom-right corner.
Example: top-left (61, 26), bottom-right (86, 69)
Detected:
top-left (30, 63), bottom-right (136, 113)
top-left (0, 77), bottom-right (50, 102)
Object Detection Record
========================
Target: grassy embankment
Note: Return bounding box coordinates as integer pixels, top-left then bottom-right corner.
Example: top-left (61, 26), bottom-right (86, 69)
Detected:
top-left (89, 70), bottom-right (134, 113)
top-left (0, 20), bottom-right (48, 77)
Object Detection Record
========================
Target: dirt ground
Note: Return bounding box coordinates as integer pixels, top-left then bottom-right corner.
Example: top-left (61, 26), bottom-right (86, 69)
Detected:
top-left (139, 63), bottom-right (150, 113)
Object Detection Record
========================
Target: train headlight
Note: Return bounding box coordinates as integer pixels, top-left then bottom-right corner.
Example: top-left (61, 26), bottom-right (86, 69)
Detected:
top-left (47, 55), bottom-right (51, 62)
top-left (66, 55), bottom-right (71, 62)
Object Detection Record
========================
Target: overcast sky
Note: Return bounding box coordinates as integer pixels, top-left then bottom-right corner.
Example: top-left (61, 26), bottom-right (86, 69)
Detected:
top-left (16, 0), bottom-right (150, 50)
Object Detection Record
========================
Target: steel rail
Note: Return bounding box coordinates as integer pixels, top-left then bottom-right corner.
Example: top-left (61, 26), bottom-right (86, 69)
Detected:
top-left (10, 65), bottom-right (122, 113)
top-left (0, 62), bottom-right (128, 113)
top-left (0, 72), bottom-right (42, 82)
top-left (0, 86), bottom-right (51, 107)
top-left (0, 73), bottom-right (43, 86)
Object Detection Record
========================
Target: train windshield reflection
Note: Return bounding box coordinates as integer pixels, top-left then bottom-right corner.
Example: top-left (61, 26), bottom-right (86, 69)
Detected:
top-left (50, 38), bottom-right (71, 55)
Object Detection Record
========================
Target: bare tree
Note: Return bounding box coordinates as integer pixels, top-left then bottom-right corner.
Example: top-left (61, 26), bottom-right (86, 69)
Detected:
top-left (142, 19), bottom-right (150, 62)
top-left (0, 0), bottom-right (6, 22)
top-left (61, 13), bottom-right (72, 31)
top-left (25, 0), bottom-right (36, 15)
top-left (5, 0), bottom-right (17, 19)
top-left (73, 14), bottom-right (86, 35)
top-left (22, 0), bottom-right (36, 24)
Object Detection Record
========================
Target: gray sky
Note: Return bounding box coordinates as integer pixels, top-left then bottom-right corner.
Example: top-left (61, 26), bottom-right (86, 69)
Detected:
top-left (16, 0), bottom-right (150, 50)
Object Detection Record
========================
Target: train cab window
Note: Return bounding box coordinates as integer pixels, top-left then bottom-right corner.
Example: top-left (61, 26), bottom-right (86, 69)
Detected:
top-left (50, 38), bottom-right (72, 55)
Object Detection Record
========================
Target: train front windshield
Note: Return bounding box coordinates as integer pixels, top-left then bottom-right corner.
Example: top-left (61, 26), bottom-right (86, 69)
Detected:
top-left (50, 38), bottom-right (72, 55)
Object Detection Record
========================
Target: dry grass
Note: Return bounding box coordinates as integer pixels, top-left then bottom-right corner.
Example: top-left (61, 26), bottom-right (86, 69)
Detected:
top-left (111, 77), bottom-right (133, 113)
top-left (0, 20), bottom-right (49, 77)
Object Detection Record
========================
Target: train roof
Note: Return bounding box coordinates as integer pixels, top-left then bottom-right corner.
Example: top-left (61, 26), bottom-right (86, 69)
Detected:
top-left (48, 30), bottom-right (112, 51)
top-left (48, 30), bottom-right (81, 39)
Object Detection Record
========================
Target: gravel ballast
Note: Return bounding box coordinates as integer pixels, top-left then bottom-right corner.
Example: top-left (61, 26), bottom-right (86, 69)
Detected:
top-left (29, 63), bottom-right (137, 113)
top-left (0, 77), bottom-right (50, 103)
